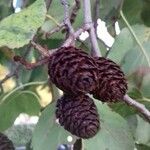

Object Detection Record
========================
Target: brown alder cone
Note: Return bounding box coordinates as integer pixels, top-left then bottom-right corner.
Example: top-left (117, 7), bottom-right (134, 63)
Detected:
top-left (48, 46), bottom-right (98, 95)
top-left (0, 133), bottom-right (14, 150)
top-left (56, 94), bottom-right (100, 139)
top-left (92, 57), bottom-right (128, 102)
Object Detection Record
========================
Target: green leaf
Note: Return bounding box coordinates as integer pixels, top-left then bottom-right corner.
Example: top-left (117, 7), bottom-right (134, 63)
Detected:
top-left (32, 102), bottom-right (76, 150)
top-left (42, 0), bottom-right (74, 32)
top-left (135, 115), bottom-right (150, 147)
top-left (83, 100), bottom-right (135, 150)
top-left (0, 0), bottom-right (46, 49)
top-left (141, 2), bottom-right (150, 27)
top-left (108, 24), bottom-right (150, 65)
top-left (121, 42), bottom-right (150, 75)
top-left (119, 0), bottom-right (144, 27)
top-left (0, 0), bottom-right (13, 20)
top-left (141, 73), bottom-right (150, 98)
top-left (99, 0), bottom-right (123, 22)
top-left (0, 91), bottom-right (40, 131)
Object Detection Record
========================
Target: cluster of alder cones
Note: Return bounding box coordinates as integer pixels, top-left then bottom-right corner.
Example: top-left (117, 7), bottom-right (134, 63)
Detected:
top-left (48, 46), bottom-right (127, 139)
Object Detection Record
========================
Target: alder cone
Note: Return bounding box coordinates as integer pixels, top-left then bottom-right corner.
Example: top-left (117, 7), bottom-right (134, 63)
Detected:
top-left (0, 133), bottom-right (14, 150)
top-left (56, 94), bottom-right (100, 139)
top-left (92, 57), bottom-right (127, 102)
top-left (48, 46), bottom-right (98, 95)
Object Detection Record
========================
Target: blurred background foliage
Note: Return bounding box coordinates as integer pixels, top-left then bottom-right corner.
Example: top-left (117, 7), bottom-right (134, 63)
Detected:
top-left (0, 0), bottom-right (150, 150)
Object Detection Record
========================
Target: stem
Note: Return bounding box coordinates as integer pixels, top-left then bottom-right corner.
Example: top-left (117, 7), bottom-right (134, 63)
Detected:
top-left (0, 81), bottom-right (46, 105)
top-left (123, 94), bottom-right (150, 122)
top-left (46, 14), bottom-right (60, 27)
top-left (120, 10), bottom-right (150, 67)
top-left (83, 0), bottom-right (101, 57)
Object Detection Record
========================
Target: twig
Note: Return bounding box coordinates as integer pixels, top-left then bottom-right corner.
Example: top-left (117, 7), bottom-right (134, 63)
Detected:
top-left (46, 14), bottom-right (60, 27)
top-left (120, 10), bottom-right (150, 67)
top-left (83, 0), bottom-right (101, 57)
top-left (14, 56), bottom-right (49, 70)
top-left (123, 95), bottom-right (150, 122)
top-left (31, 41), bottom-right (50, 57)
top-left (62, 25), bottom-right (90, 47)
top-left (61, 0), bottom-right (74, 35)
top-left (93, 0), bottom-right (100, 34)
top-left (70, 0), bottom-right (81, 24)
top-left (45, 0), bottom-right (80, 39)
top-left (45, 22), bottom-right (65, 38)
top-left (0, 47), bottom-right (32, 88)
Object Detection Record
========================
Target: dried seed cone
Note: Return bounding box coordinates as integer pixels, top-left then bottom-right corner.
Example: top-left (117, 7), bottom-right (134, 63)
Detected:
top-left (56, 94), bottom-right (100, 139)
top-left (0, 133), bottom-right (14, 150)
top-left (48, 46), bottom-right (98, 95)
top-left (92, 57), bottom-right (127, 102)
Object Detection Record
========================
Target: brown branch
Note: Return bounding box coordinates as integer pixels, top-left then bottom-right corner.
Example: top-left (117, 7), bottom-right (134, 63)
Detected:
top-left (123, 95), bottom-right (150, 122)
top-left (83, 0), bottom-right (101, 57)
top-left (0, 47), bottom-right (32, 89)
top-left (70, 0), bottom-right (81, 24)
top-left (13, 56), bottom-right (49, 70)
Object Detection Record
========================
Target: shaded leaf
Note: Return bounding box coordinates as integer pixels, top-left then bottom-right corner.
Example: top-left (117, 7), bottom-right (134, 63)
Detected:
top-left (135, 115), bottom-right (150, 147)
top-left (119, 0), bottom-right (144, 27)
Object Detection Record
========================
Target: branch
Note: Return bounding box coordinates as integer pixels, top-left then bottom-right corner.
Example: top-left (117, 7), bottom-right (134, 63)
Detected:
top-left (83, 0), bottom-right (101, 57)
top-left (61, 0), bottom-right (74, 36)
top-left (13, 56), bottom-right (49, 70)
top-left (0, 47), bottom-right (32, 89)
top-left (31, 41), bottom-right (50, 57)
top-left (123, 95), bottom-right (150, 122)
top-left (70, 0), bottom-right (81, 24)
top-left (93, 0), bottom-right (100, 33)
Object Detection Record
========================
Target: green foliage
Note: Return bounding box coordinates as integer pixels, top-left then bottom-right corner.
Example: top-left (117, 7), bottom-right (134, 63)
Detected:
top-left (108, 24), bottom-right (150, 65)
top-left (0, 0), bottom-right (46, 49)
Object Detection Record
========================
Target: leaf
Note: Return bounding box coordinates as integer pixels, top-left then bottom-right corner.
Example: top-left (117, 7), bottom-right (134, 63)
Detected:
top-left (121, 42), bottom-right (150, 75)
top-left (0, 0), bottom-right (46, 49)
top-left (135, 115), bottom-right (150, 147)
top-left (0, 91), bottom-right (40, 131)
top-left (83, 100), bottom-right (135, 150)
top-left (32, 102), bottom-right (76, 150)
top-left (42, 0), bottom-right (74, 32)
top-left (108, 24), bottom-right (150, 65)
top-left (141, 73), bottom-right (150, 98)
top-left (119, 0), bottom-right (144, 28)
top-left (99, 0), bottom-right (123, 22)
top-left (0, 0), bottom-right (13, 20)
